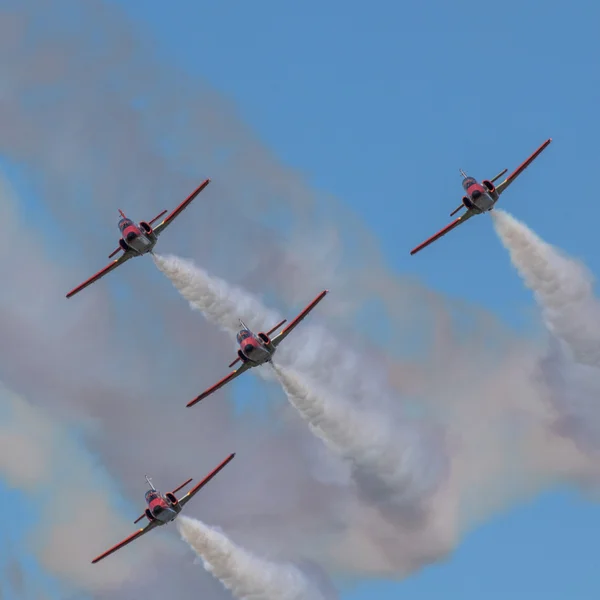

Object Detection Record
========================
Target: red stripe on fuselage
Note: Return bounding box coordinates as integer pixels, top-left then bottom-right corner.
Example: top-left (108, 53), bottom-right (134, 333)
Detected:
top-left (123, 224), bottom-right (140, 238)
top-left (466, 181), bottom-right (485, 196)
top-left (241, 337), bottom-right (261, 355)
top-left (148, 497), bottom-right (167, 510)
top-left (242, 337), bottom-right (260, 349)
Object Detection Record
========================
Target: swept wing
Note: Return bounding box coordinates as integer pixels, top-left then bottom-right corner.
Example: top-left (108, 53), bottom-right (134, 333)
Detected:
top-left (66, 251), bottom-right (134, 298)
top-left (270, 290), bottom-right (329, 347)
top-left (187, 361), bottom-right (252, 407)
top-left (178, 453), bottom-right (236, 508)
top-left (495, 138), bottom-right (552, 196)
top-left (152, 179), bottom-right (211, 236)
top-left (91, 520), bottom-right (158, 564)
top-left (410, 210), bottom-right (476, 255)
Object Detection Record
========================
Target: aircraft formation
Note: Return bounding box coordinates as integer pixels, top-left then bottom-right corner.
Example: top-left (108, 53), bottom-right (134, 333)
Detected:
top-left (67, 138), bottom-right (552, 565)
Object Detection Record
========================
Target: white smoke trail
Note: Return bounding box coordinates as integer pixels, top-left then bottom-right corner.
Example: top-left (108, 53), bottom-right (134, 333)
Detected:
top-left (177, 516), bottom-right (327, 600)
top-left (154, 252), bottom-right (454, 565)
top-left (491, 210), bottom-right (600, 366)
top-left (153, 253), bottom-right (283, 382)
top-left (272, 364), bottom-right (446, 507)
top-left (153, 253), bottom-right (398, 402)
top-left (154, 253), bottom-right (448, 506)
top-left (492, 209), bottom-right (600, 453)
top-left (153, 254), bottom-right (279, 335)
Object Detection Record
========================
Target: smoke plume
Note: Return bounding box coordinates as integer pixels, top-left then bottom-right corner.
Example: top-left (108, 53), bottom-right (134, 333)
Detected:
top-left (491, 210), bottom-right (600, 366)
top-left (153, 253), bottom-right (279, 340)
top-left (272, 364), bottom-right (446, 511)
top-left (492, 209), bottom-right (600, 455)
top-left (1, 0), bottom-right (599, 597)
top-left (155, 252), bottom-right (449, 523)
top-left (178, 516), bottom-right (329, 600)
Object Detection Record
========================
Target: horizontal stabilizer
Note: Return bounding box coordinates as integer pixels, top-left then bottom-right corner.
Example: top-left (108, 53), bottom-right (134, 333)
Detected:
top-left (108, 246), bottom-right (122, 259)
top-left (148, 209), bottom-right (168, 226)
top-left (133, 512), bottom-right (145, 524)
top-left (450, 203), bottom-right (465, 217)
top-left (170, 477), bottom-right (193, 496)
top-left (490, 168), bottom-right (508, 183)
top-left (267, 319), bottom-right (287, 336)
top-left (228, 356), bottom-right (242, 368)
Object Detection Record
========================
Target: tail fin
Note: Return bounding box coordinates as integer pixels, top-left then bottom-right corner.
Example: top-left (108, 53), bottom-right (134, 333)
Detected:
top-left (118, 209), bottom-right (126, 218)
top-left (239, 318), bottom-right (249, 330)
top-left (145, 475), bottom-right (156, 491)
top-left (459, 168), bottom-right (467, 178)
top-left (490, 168), bottom-right (508, 183)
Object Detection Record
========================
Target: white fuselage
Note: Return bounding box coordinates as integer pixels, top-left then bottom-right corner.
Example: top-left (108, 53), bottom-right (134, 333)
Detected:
top-left (471, 191), bottom-right (495, 212)
top-left (127, 234), bottom-right (155, 254)
top-left (462, 176), bottom-right (497, 213)
top-left (237, 330), bottom-right (273, 365)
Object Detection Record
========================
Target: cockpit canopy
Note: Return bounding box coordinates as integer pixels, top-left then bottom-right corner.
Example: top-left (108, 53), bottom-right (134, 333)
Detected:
top-left (118, 218), bottom-right (134, 230)
top-left (236, 330), bottom-right (252, 344)
top-left (145, 489), bottom-right (159, 501)
top-left (462, 177), bottom-right (477, 189)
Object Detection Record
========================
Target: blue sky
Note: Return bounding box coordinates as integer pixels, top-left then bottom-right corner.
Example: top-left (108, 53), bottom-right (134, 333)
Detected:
top-left (111, 0), bottom-right (600, 322)
top-left (108, 1), bottom-right (599, 598)
top-left (3, 0), bottom-right (600, 598)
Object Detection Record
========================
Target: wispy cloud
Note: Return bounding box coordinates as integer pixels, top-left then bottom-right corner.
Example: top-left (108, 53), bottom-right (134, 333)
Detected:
top-left (0, 0), bottom-right (598, 597)
top-left (0, 381), bottom-right (143, 593)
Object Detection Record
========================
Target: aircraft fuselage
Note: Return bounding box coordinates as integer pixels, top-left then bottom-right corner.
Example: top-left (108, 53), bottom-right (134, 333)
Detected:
top-left (145, 490), bottom-right (182, 525)
top-left (461, 176), bottom-right (499, 213)
top-left (236, 330), bottom-right (275, 366)
top-left (118, 217), bottom-right (158, 255)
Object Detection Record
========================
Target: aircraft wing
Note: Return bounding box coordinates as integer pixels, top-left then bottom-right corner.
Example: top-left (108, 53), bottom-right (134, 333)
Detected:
top-left (91, 519), bottom-right (158, 564)
top-left (187, 361), bottom-right (252, 407)
top-left (178, 452), bottom-right (236, 509)
top-left (66, 251), bottom-right (133, 298)
top-left (410, 210), bottom-right (476, 255)
top-left (152, 179), bottom-right (211, 237)
top-left (495, 138), bottom-right (552, 196)
top-left (270, 290), bottom-right (329, 348)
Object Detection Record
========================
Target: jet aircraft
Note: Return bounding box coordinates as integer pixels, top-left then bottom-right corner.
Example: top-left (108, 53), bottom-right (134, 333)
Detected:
top-left (66, 179), bottom-right (211, 298)
top-left (187, 290), bottom-right (329, 407)
top-left (91, 452), bottom-right (234, 564)
top-left (410, 139), bottom-right (552, 255)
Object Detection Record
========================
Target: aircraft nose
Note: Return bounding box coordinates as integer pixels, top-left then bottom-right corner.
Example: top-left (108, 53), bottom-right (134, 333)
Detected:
top-left (126, 231), bottom-right (138, 241)
top-left (152, 505), bottom-right (163, 516)
top-left (471, 190), bottom-right (482, 199)
top-left (244, 345), bottom-right (253, 353)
